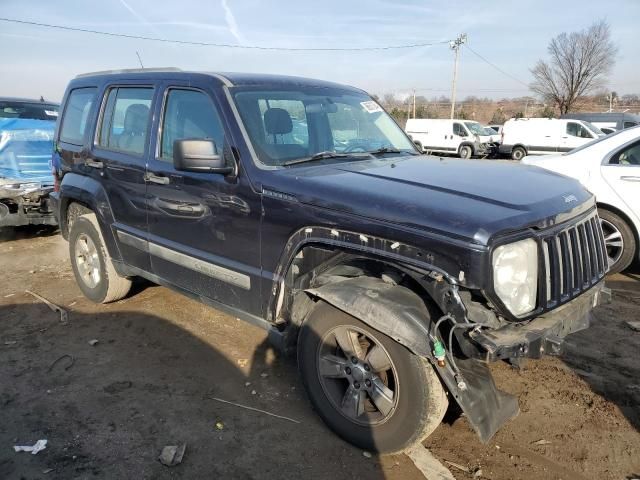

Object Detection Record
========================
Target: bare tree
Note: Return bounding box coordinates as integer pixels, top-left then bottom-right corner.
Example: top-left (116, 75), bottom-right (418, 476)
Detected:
top-left (530, 20), bottom-right (617, 114)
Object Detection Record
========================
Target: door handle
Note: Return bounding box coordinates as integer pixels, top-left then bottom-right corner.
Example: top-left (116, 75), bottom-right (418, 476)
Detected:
top-left (620, 176), bottom-right (640, 182)
top-left (144, 172), bottom-right (170, 185)
top-left (85, 160), bottom-right (104, 169)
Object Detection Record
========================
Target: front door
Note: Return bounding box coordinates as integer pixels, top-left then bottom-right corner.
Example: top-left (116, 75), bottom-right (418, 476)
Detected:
top-left (560, 121), bottom-right (594, 152)
top-left (145, 83), bottom-right (262, 314)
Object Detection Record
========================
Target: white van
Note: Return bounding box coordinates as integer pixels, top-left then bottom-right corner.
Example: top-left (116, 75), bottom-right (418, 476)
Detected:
top-left (405, 119), bottom-right (495, 159)
top-left (499, 118), bottom-right (604, 160)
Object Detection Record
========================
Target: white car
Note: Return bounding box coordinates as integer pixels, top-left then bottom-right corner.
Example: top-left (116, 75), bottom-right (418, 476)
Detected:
top-left (522, 127), bottom-right (640, 273)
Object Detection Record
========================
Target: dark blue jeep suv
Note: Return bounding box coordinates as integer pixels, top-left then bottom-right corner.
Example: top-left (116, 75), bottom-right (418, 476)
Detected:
top-left (51, 69), bottom-right (609, 453)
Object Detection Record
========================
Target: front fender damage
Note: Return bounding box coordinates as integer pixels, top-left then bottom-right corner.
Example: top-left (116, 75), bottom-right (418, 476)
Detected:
top-left (306, 276), bottom-right (519, 442)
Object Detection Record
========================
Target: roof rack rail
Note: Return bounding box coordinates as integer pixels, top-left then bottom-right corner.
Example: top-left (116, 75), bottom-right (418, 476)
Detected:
top-left (75, 67), bottom-right (182, 78)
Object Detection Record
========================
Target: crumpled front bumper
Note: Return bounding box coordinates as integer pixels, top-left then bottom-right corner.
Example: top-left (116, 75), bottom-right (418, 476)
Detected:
top-left (470, 282), bottom-right (611, 361)
top-left (0, 183), bottom-right (57, 227)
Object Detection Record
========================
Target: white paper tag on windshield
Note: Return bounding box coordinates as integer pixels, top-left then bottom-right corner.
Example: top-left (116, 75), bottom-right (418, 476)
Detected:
top-left (45, 110), bottom-right (58, 117)
top-left (360, 101), bottom-right (382, 113)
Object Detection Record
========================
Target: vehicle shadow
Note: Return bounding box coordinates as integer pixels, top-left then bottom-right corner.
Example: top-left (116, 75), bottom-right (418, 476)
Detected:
top-left (0, 302), bottom-right (388, 479)
top-left (560, 270), bottom-right (640, 434)
top-left (0, 225), bottom-right (59, 242)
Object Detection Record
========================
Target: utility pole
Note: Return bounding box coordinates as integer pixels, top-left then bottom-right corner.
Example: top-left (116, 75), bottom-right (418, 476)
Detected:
top-left (412, 89), bottom-right (416, 119)
top-left (606, 92), bottom-right (614, 112)
top-left (449, 33), bottom-right (467, 119)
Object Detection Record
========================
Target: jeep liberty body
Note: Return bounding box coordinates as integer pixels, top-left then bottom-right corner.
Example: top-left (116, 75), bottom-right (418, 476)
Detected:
top-left (51, 69), bottom-right (609, 453)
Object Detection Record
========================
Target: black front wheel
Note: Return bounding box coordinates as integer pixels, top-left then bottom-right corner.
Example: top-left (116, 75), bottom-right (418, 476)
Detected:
top-left (459, 145), bottom-right (472, 159)
top-left (511, 146), bottom-right (526, 161)
top-left (298, 301), bottom-right (447, 453)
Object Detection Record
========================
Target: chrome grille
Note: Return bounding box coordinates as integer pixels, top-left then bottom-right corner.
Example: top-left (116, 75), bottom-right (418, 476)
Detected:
top-left (541, 211), bottom-right (607, 308)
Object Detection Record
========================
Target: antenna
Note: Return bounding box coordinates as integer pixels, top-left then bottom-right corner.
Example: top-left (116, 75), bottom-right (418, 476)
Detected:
top-left (135, 51), bottom-right (144, 69)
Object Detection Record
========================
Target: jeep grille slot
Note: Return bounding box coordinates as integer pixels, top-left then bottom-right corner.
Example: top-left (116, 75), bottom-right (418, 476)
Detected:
top-left (541, 211), bottom-right (606, 309)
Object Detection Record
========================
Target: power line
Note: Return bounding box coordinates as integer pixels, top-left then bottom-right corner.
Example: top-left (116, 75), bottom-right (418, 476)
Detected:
top-left (0, 17), bottom-right (451, 51)
top-left (464, 44), bottom-right (529, 88)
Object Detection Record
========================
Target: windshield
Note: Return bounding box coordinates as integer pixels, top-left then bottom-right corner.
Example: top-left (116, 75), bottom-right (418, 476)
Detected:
top-left (464, 122), bottom-right (486, 136)
top-left (0, 101), bottom-right (59, 121)
top-left (483, 127), bottom-right (496, 135)
top-left (582, 120), bottom-right (604, 137)
top-left (232, 87), bottom-right (415, 166)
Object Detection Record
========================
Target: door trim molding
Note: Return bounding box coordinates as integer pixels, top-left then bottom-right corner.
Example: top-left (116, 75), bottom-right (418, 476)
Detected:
top-left (116, 230), bottom-right (251, 290)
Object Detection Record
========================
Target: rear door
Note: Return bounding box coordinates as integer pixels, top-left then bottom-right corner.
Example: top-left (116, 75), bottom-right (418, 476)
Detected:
top-left (91, 83), bottom-right (155, 271)
top-left (601, 139), bottom-right (640, 221)
top-left (145, 81), bottom-right (262, 314)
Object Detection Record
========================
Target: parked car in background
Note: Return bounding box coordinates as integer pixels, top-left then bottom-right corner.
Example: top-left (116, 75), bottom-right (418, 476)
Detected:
top-left (522, 126), bottom-right (640, 273)
top-left (499, 117), bottom-right (604, 160)
top-left (0, 97), bottom-right (59, 228)
top-left (488, 124), bottom-right (503, 134)
top-left (405, 118), bottom-right (494, 158)
top-left (560, 112), bottom-right (640, 132)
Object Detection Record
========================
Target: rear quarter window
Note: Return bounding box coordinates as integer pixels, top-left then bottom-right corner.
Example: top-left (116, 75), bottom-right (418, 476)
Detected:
top-left (59, 87), bottom-right (97, 145)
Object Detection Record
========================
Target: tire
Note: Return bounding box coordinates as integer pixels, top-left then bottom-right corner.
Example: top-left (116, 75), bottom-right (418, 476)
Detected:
top-left (298, 301), bottom-right (448, 453)
top-left (69, 214), bottom-right (132, 303)
top-left (459, 145), bottom-right (472, 159)
top-left (511, 146), bottom-right (526, 161)
top-left (599, 208), bottom-right (636, 274)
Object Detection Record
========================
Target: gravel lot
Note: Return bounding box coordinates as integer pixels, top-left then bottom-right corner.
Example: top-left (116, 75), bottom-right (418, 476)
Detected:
top-left (1, 226), bottom-right (639, 480)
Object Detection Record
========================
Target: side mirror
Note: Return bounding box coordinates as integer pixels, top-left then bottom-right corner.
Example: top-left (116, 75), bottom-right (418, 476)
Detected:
top-left (173, 139), bottom-right (233, 174)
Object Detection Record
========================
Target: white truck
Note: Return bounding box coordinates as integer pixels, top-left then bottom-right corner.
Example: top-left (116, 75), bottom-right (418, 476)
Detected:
top-left (499, 117), bottom-right (604, 160)
top-left (405, 119), bottom-right (495, 159)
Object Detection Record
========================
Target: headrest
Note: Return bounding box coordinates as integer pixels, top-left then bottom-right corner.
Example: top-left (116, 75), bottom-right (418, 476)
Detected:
top-left (264, 108), bottom-right (293, 135)
top-left (123, 104), bottom-right (149, 134)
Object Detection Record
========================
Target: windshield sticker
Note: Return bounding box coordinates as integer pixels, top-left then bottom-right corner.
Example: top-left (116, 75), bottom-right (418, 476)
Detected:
top-left (360, 101), bottom-right (383, 113)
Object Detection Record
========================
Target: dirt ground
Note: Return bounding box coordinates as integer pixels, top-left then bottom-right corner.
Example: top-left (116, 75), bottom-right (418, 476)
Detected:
top-left (1, 226), bottom-right (639, 480)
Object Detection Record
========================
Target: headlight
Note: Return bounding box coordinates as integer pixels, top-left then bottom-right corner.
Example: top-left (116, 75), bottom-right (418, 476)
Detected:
top-left (492, 238), bottom-right (538, 316)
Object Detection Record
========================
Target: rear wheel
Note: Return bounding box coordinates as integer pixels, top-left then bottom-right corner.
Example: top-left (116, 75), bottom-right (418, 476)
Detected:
top-left (459, 145), bottom-right (472, 159)
top-left (599, 209), bottom-right (636, 274)
top-left (298, 301), bottom-right (447, 453)
top-left (511, 146), bottom-right (526, 161)
top-left (69, 214), bottom-right (132, 303)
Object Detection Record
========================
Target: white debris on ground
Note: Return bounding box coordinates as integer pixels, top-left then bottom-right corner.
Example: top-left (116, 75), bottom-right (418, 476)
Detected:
top-left (406, 444), bottom-right (456, 480)
top-left (14, 439), bottom-right (47, 455)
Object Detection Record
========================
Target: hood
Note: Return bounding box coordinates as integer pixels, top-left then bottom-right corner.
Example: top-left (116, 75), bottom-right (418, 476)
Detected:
top-left (0, 118), bottom-right (55, 183)
top-left (267, 155), bottom-right (593, 245)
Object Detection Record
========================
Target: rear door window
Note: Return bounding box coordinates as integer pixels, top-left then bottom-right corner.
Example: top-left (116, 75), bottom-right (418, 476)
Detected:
top-left (609, 140), bottom-right (640, 166)
top-left (97, 87), bottom-right (153, 156)
top-left (59, 87), bottom-right (97, 145)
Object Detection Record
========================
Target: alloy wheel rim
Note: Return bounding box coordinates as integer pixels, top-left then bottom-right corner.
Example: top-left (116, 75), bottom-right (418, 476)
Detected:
top-left (317, 325), bottom-right (399, 426)
top-left (600, 218), bottom-right (624, 268)
top-left (75, 233), bottom-right (101, 288)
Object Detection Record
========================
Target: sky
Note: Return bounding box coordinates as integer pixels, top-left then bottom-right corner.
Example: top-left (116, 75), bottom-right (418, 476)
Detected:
top-left (1, 0), bottom-right (639, 102)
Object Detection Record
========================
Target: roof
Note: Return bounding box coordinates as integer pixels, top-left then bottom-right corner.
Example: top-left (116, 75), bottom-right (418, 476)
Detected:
top-left (73, 68), bottom-right (365, 93)
top-left (561, 112), bottom-right (640, 120)
top-left (0, 96), bottom-right (59, 106)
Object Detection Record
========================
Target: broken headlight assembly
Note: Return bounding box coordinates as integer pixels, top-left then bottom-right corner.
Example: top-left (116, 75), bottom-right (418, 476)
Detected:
top-left (492, 238), bottom-right (538, 316)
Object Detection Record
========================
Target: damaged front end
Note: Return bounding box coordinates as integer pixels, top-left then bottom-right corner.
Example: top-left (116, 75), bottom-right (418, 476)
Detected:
top-left (0, 119), bottom-right (57, 228)
top-left (0, 179), bottom-right (56, 227)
